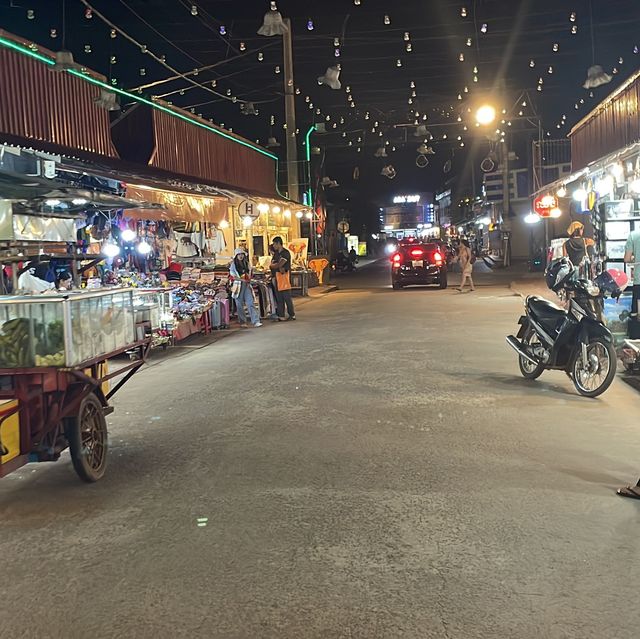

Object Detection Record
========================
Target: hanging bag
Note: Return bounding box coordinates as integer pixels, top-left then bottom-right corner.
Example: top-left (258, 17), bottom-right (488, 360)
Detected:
top-left (275, 270), bottom-right (292, 291)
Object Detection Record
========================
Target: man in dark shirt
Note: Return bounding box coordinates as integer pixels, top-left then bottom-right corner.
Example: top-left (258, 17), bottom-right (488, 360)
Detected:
top-left (270, 236), bottom-right (296, 321)
top-left (563, 221), bottom-right (594, 274)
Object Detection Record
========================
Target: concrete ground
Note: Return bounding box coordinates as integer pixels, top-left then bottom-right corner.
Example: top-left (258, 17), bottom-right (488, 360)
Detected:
top-left (2, 260), bottom-right (640, 638)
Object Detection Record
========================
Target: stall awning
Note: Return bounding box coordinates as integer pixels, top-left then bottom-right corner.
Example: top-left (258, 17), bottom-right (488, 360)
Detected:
top-left (124, 184), bottom-right (228, 224)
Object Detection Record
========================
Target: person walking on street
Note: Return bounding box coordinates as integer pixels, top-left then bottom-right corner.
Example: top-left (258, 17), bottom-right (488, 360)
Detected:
top-left (230, 247), bottom-right (262, 328)
top-left (457, 239), bottom-right (475, 292)
top-left (270, 236), bottom-right (296, 321)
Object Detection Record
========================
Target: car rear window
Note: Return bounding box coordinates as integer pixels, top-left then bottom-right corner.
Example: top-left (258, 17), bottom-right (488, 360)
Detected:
top-left (401, 243), bottom-right (438, 253)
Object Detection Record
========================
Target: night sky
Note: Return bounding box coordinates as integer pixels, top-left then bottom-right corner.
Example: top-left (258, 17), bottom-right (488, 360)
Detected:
top-left (1, 0), bottom-right (639, 219)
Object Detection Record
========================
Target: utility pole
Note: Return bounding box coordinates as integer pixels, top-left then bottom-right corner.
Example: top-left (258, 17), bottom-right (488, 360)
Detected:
top-left (282, 19), bottom-right (299, 206)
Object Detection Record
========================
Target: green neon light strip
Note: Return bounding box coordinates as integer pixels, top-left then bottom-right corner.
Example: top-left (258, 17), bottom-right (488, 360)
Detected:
top-left (0, 35), bottom-right (278, 162)
top-left (305, 125), bottom-right (315, 207)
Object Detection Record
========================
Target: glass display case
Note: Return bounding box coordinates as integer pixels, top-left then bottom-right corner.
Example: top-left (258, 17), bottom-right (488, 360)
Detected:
top-left (0, 288), bottom-right (157, 368)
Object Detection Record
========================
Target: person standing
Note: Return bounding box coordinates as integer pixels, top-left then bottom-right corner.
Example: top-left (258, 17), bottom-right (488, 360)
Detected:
top-left (270, 236), bottom-right (296, 321)
top-left (563, 221), bottom-right (594, 278)
top-left (230, 248), bottom-right (262, 328)
top-left (624, 227), bottom-right (640, 319)
top-left (456, 240), bottom-right (475, 292)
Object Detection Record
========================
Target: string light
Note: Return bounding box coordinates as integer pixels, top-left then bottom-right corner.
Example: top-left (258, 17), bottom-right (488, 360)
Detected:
top-left (552, 43), bottom-right (559, 52)
top-left (481, 23), bottom-right (488, 33)
top-left (571, 25), bottom-right (578, 34)
top-left (461, 7), bottom-right (467, 17)
top-left (570, 11), bottom-right (576, 21)
top-left (191, 5), bottom-right (198, 16)
top-left (404, 32), bottom-right (410, 41)
top-left (384, 15), bottom-right (391, 25)
top-left (307, 19), bottom-right (314, 31)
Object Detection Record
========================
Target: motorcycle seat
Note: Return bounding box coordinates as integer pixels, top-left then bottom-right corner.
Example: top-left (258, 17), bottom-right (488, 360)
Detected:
top-left (527, 296), bottom-right (566, 327)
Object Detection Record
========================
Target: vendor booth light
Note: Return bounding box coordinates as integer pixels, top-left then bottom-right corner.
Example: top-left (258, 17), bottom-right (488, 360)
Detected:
top-left (219, 219), bottom-right (230, 229)
top-left (137, 240), bottom-right (152, 255)
top-left (305, 211), bottom-right (313, 219)
top-left (257, 203), bottom-right (269, 214)
top-left (44, 198), bottom-right (61, 207)
top-left (242, 216), bottom-right (253, 227)
top-left (572, 188), bottom-right (587, 202)
top-left (596, 175), bottom-right (614, 196)
top-left (524, 213), bottom-right (541, 224)
top-left (295, 211), bottom-right (304, 219)
top-left (556, 186), bottom-right (567, 198)
top-left (283, 209), bottom-right (291, 218)
top-left (71, 198), bottom-right (88, 206)
top-left (550, 207), bottom-right (562, 218)
top-left (121, 228), bottom-right (137, 242)
top-left (457, 226), bottom-right (464, 233)
top-left (271, 205), bottom-right (281, 213)
top-left (103, 242), bottom-right (121, 258)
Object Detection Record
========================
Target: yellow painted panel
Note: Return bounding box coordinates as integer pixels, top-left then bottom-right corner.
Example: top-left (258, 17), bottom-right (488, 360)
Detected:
top-left (0, 399), bottom-right (20, 464)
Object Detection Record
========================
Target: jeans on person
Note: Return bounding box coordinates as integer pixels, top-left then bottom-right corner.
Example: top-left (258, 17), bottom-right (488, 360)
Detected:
top-left (632, 284), bottom-right (640, 317)
top-left (274, 280), bottom-right (295, 319)
top-left (236, 281), bottom-right (260, 325)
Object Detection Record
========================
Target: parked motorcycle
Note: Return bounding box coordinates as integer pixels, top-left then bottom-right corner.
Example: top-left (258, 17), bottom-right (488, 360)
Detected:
top-left (506, 258), bottom-right (628, 398)
top-left (332, 252), bottom-right (355, 273)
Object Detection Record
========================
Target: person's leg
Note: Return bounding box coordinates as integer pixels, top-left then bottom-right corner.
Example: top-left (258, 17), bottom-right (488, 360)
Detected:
top-left (469, 274), bottom-right (475, 291)
top-left (273, 282), bottom-right (285, 319)
top-left (235, 290), bottom-right (247, 325)
top-left (459, 272), bottom-right (467, 291)
top-left (245, 286), bottom-right (260, 325)
top-left (283, 290), bottom-right (295, 318)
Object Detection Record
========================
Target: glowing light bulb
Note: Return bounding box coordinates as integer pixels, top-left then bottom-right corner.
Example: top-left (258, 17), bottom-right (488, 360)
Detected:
top-left (137, 240), bottom-right (152, 255)
top-left (481, 23), bottom-right (488, 33)
top-left (103, 242), bottom-right (120, 258)
top-left (121, 228), bottom-right (137, 242)
top-left (461, 7), bottom-right (467, 17)
top-left (384, 14), bottom-right (391, 25)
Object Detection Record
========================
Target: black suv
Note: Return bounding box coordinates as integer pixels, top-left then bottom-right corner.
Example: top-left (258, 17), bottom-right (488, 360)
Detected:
top-left (390, 241), bottom-right (448, 289)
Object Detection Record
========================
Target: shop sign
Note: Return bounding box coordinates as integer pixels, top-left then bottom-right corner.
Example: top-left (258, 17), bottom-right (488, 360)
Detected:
top-left (238, 199), bottom-right (260, 220)
top-left (393, 195), bottom-right (421, 204)
top-left (533, 194), bottom-right (558, 217)
top-left (337, 220), bottom-right (350, 234)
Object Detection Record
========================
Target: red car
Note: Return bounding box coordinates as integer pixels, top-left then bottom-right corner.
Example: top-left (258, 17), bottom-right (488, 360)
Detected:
top-left (390, 242), bottom-right (448, 289)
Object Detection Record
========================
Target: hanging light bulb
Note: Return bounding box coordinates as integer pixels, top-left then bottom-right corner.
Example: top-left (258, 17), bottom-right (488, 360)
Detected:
top-left (258, 52), bottom-right (264, 61)
top-left (529, 59), bottom-right (535, 67)
top-left (307, 19), bottom-right (314, 30)
top-left (473, 65), bottom-right (478, 73)
top-left (552, 42), bottom-right (559, 52)
top-left (354, 0), bottom-right (361, 4)
top-left (384, 14), bottom-right (391, 25)
top-left (334, 37), bottom-right (340, 47)
top-left (121, 228), bottom-right (137, 242)
top-left (570, 11), bottom-right (576, 21)
top-left (110, 29), bottom-right (117, 39)
top-left (219, 25), bottom-right (226, 35)
top-left (461, 7), bottom-right (467, 17)
top-left (85, 8), bottom-right (93, 19)
top-left (270, 1), bottom-right (277, 8)
top-left (634, 46), bottom-right (639, 54)
top-left (397, 58), bottom-right (402, 67)
top-left (103, 241), bottom-right (121, 258)
top-left (240, 42), bottom-right (246, 51)
top-left (459, 52), bottom-right (464, 61)
top-left (50, 28), bottom-right (57, 38)
top-left (619, 56), bottom-right (624, 64)
top-left (137, 240), bottom-right (152, 255)
top-left (275, 65), bottom-right (281, 73)
top-left (406, 43), bottom-right (412, 52)
top-left (139, 67), bottom-right (146, 76)
top-left (84, 44), bottom-right (92, 53)
top-left (548, 66), bottom-right (553, 74)
top-left (473, 75), bottom-right (478, 83)
top-left (463, 85), bottom-right (469, 93)
top-left (466, 37), bottom-right (472, 46)
top-left (335, 48), bottom-right (340, 57)
top-left (191, 5), bottom-right (198, 15)
top-left (571, 25), bottom-right (578, 34)
top-left (404, 32), bottom-right (410, 41)
top-left (481, 23), bottom-right (488, 33)
top-left (110, 55), bottom-right (117, 64)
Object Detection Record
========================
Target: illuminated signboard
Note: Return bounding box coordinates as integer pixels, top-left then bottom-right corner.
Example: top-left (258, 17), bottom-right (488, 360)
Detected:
top-left (533, 194), bottom-right (558, 217)
top-left (393, 195), bottom-right (421, 204)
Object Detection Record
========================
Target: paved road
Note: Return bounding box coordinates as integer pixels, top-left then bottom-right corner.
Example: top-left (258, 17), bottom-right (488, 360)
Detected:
top-left (3, 261), bottom-right (640, 638)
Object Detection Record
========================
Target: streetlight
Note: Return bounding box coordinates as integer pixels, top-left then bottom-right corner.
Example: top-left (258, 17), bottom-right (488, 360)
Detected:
top-left (475, 104), bottom-right (497, 126)
top-left (258, 7), bottom-right (299, 204)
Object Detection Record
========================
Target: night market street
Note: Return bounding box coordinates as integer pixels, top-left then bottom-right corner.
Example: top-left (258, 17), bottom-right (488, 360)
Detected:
top-left (2, 262), bottom-right (640, 639)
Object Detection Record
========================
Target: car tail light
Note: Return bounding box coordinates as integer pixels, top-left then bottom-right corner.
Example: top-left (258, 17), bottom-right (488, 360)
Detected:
top-left (410, 248), bottom-right (424, 257)
top-left (434, 251), bottom-right (443, 265)
top-left (391, 252), bottom-right (402, 265)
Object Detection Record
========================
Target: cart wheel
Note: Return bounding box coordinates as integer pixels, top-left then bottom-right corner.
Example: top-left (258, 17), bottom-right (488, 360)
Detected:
top-left (65, 393), bottom-right (108, 483)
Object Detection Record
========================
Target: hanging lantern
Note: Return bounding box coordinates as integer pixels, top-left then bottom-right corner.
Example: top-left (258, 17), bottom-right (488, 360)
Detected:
top-left (317, 66), bottom-right (341, 90)
top-left (583, 65), bottom-right (612, 89)
top-left (257, 10), bottom-right (288, 36)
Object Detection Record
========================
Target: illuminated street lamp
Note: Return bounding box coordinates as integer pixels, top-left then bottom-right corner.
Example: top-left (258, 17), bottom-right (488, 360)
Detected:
top-left (475, 104), bottom-right (497, 126)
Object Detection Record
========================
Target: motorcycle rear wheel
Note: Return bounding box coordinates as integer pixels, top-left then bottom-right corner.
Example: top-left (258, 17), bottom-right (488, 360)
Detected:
top-left (518, 328), bottom-right (545, 380)
top-left (571, 338), bottom-right (617, 398)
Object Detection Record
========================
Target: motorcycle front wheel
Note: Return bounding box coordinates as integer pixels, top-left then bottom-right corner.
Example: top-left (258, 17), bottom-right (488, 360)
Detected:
top-left (518, 328), bottom-right (545, 380)
top-left (571, 338), bottom-right (617, 398)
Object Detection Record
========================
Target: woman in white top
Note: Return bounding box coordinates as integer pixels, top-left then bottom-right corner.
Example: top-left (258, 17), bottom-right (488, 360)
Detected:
top-left (229, 248), bottom-right (262, 328)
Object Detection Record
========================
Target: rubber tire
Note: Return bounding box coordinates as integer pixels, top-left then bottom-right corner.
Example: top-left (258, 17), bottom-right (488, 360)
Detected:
top-left (571, 339), bottom-right (617, 398)
top-left (518, 328), bottom-right (545, 380)
top-left (438, 274), bottom-right (448, 289)
top-left (392, 281), bottom-right (403, 290)
top-left (65, 393), bottom-right (108, 483)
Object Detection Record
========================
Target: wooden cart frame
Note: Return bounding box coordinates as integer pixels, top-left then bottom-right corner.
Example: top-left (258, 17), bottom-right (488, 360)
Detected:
top-left (0, 338), bottom-right (150, 482)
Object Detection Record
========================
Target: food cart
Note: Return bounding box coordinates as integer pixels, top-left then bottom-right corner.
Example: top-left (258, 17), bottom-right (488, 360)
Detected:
top-left (0, 288), bottom-right (158, 482)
